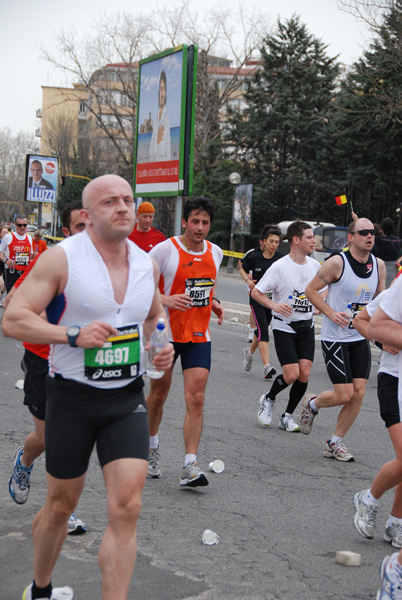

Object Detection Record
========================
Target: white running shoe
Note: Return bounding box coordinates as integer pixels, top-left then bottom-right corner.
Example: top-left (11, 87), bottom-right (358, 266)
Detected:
top-left (279, 413), bottom-right (300, 432)
top-left (246, 328), bottom-right (254, 343)
top-left (298, 393), bottom-right (317, 435)
top-left (180, 461), bottom-right (209, 487)
top-left (147, 446), bottom-right (162, 478)
top-left (68, 512), bottom-right (87, 535)
top-left (324, 440), bottom-right (354, 462)
top-left (243, 348), bottom-right (253, 371)
top-left (258, 394), bottom-right (275, 427)
top-left (22, 583), bottom-right (74, 600)
top-left (353, 490), bottom-right (378, 538)
top-left (384, 522), bottom-right (402, 549)
top-left (263, 364), bottom-right (276, 380)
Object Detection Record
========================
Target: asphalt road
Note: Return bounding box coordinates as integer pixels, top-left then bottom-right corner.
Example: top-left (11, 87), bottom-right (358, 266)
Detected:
top-left (217, 269), bottom-right (250, 306)
top-left (0, 304), bottom-right (393, 600)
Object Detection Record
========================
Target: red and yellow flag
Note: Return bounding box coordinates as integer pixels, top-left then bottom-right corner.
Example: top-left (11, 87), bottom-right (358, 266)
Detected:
top-left (335, 195), bottom-right (348, 205)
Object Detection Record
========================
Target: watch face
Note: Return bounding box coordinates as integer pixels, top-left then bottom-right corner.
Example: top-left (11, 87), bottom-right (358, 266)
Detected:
top-left (68, 326), bottom-right (80, 337)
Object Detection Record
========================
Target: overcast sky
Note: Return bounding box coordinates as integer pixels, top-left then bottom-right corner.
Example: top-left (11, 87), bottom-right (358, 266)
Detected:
top-left (1, 0), bottom-right (372, 138)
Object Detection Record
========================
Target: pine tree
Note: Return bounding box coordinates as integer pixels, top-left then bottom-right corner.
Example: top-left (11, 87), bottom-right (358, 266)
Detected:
top-left (333, 3), bottom-right (402, 197)
top-left (227, 16), bottom-right (340, 195)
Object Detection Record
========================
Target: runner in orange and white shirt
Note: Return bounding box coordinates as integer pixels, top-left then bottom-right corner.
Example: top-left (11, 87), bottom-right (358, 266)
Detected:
top-left (147, 196), bottom-right (224, 487)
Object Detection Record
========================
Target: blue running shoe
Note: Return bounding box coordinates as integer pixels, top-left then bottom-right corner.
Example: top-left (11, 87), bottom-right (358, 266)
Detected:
top-left (377, 553), bottom-right (402, 600)
top-left (9, 446), bottom-right (33, 504)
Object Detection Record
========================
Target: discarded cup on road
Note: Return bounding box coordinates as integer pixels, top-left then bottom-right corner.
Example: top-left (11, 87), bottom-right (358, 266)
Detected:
top-left (209, 459), bottom-right (225, 474)
top-left (202, 529), bottom-right (219, 546)
top-left (15, 380), bottom-right (24, 390)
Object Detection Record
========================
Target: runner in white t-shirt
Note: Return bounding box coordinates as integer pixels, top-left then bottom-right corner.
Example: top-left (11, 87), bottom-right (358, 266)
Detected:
top-left (366, 274), bottom-right (402, 599)
top-left (351, 286), bottom-right (402, 550)
top-left (251, 221), bottom-right (320, 432)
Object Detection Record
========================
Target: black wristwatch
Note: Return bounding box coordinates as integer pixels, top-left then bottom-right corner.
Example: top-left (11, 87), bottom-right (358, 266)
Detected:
top-left (212, 297), bottom-right (221, 304)
top-left (66, 325), bottom-right (81, 347)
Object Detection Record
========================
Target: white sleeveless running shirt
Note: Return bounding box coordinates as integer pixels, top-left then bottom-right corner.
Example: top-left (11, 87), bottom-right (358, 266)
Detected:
top-left (321, 251), bottom-right (379, 343)
top-left (47, 231), bottom-right (155, 388)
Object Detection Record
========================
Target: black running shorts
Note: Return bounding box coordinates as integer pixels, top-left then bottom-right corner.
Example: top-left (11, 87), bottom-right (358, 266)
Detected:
top-left (22, 350), bottom-right (48, 421)
top-left (377, 372), bottom-right (401, 428)
top-left (45, 375), bottom-right (149, 479)
top-left (173, 341), bottom-right (211, 371)
top-left (273, 327), bottom-right (315, 366)
top-left (321, 339), bottom-right (371, 385)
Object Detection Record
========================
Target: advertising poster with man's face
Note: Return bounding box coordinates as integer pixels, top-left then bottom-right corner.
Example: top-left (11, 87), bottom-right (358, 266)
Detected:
top-left (25, 155), bottom-right (58, 203)
top-left (135, 49), bottom-right (184, 196)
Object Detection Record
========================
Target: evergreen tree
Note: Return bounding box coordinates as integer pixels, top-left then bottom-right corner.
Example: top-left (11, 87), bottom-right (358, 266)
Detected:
top-left (333, 3), bottom-right (402, 204)
top-left (227, 15), bottom-right (340, 224)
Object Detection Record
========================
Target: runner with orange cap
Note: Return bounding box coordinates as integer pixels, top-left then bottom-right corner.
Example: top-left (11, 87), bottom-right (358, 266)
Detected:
top-left (128, 201), bottom-right (166, 252)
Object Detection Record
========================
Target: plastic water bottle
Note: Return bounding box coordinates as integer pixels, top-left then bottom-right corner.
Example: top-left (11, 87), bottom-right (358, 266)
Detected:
top-left (283, 294), bottom-right (293, 324)
top-left (8, 261), bottom-right (15, 274)
top-left (147, 318), bottom-right (168, 379)
top-left (338, 304), bottom-right (353, 337)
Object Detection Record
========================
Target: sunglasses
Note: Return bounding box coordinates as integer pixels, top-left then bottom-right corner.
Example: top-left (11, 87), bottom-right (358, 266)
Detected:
top-left (16, 223), bottom-right (28, 227)
top-left (353, 229), bottom-right (375, 237)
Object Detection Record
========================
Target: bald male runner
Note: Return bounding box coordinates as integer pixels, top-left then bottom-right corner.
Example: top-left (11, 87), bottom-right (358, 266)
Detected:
top-left (3, 175), bottom-right (174, 600)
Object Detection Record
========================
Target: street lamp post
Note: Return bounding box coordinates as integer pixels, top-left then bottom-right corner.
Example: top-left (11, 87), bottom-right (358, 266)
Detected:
top-left (226, 172), bottom-right (241, 274)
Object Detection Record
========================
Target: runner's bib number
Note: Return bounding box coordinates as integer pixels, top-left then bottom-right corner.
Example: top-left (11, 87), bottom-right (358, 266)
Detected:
top-left (185, 278), bottom-right (214, 307)
top-left (15, 252), bottom-right (30, 266)
top-left (84, 325), bottom-right (141, 381)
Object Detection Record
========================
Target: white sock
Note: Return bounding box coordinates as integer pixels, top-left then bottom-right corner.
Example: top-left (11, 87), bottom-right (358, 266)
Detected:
top-left (184, 454), bottom-right (196, 467)
top-left (364, 489), bottom-right (379, 505)
top-left (387, 515), bottom-right (402, 527)
top-left (149, 435), bottom-right (159, 449)
top-left (330, 434), bottom-right (342, 446)
top-left (309, 398), bottom-right (318, 413)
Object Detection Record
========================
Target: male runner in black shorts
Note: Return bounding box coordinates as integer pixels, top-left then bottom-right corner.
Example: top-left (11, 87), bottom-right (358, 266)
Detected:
top-left (251, 221), bottom-right (321, 432)
top-left (300, 217), bottom-right (385, 461)
top-left (3, 175), bottom-right (174, 600)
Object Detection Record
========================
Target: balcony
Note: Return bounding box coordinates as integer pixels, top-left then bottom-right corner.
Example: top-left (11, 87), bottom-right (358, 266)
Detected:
top-left (35, 128), bottom-right (41, 137)
top-left (36, 108), bottom-right (42, 118)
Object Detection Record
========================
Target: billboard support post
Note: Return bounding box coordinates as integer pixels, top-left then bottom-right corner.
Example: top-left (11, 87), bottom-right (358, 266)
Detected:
top-left (226, 173), bottom-right (241, 274)
top-left (174, 196), bottom-right (183, 236)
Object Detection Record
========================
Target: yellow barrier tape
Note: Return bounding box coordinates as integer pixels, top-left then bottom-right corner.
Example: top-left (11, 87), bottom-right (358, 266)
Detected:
top-left (222, 249), bottom-right (244, 259)
top-left (43, 234), bottom-right (64, 242)
top-left (41, 238), bottom-right (247, 258)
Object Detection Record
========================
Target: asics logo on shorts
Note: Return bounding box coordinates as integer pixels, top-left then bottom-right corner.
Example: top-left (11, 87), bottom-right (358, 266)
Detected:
top-left (92, 368), bottom-right (123, 379)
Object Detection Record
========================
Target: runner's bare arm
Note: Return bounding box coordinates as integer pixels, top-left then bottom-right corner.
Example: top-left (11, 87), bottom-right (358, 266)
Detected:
top-left (2, 247), bottom-right (117, 347)
top-left (161, 293), bottom-right (193, 311)
top-left (239, 265), bottom-right (255, 289)
top-left (143, 260), bottom-right (174, 369)
top-left (305, 255), bottom-right (348, 325)
top-left (374, 258), bottom-right (386, 296)
top-left (211, 284), bottom-right (224, 325)
top-left (354, 306), bottom-right (398, 354)
top-left (368, 307), bottom-right (402, 351)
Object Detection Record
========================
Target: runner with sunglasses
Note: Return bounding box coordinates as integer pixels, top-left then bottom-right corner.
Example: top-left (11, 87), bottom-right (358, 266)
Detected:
top-left (299, 218), bottom-right (386, 461)
top-left (0, 215), bottom-right (33, 293)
